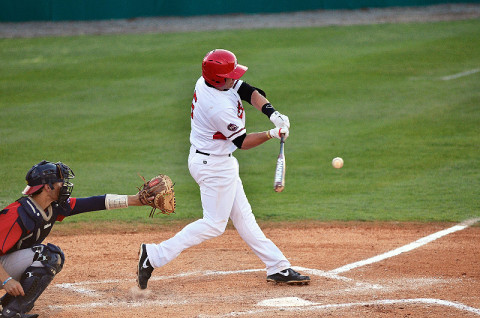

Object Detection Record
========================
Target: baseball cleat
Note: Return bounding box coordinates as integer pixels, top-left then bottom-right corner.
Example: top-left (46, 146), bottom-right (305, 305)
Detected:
top-left (0, 293), bottom-right (13, 308)
top-left (136, 243), bottom-right (154, 289)
top-left (266, 268), bottom-right (310, 285)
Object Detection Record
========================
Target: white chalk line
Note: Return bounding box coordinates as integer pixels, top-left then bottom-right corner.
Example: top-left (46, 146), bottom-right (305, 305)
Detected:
top-left (53, 266), bottom-right (381, 299)
top-left (441, 68), bottom-right (480, 80)
top-left (50, 218), bottom-right (480, 313)
top-left (198, 298), bottom-right (480, 317)
top-left (330, 217), bottom-right (480, 274)
top-left (49, 299), bottom-right (189, 310)
top-left (54, 269), bottom-right (266, 296)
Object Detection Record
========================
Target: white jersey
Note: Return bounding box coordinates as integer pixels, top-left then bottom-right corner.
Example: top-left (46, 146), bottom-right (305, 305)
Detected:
top-left (190, 77), bottom-right (246, 155)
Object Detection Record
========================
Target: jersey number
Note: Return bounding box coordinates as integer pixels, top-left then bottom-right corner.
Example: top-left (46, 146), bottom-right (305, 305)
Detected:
top-left (237, 101), bottom-right (244, 119)
top-left (191, 91), bottom-right (197, 119)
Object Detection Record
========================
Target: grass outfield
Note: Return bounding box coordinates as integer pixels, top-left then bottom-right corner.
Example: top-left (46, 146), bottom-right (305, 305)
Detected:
top-left (1, 19), bottom-right (479, 224)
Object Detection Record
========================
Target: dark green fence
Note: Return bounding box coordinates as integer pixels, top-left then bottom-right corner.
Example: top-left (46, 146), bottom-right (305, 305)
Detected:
top-left (1, 0), bottom-right (479, 22)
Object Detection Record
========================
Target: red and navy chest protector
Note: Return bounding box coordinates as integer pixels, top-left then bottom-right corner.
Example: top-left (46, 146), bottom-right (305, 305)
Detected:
top-left (0, 195), bottom-right (105, 255)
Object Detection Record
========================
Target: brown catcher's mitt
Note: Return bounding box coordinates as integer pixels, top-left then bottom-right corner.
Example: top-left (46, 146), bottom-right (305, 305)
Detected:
top-left (137, 174), bottom-right (176, 217)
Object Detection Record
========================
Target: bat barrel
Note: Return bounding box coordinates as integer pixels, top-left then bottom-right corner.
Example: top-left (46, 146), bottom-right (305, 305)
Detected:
top-left (274, 135), bottom-right (286, 192)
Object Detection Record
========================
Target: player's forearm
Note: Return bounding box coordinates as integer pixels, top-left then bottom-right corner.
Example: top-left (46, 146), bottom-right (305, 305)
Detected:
top-left (0, 262), bottom-right (24, 296)
top-left (240, 131), bottom-right (272, 150)
top-left (0, 264), bottom-right (11, 284)
top-left (104, 194), bottom-right (143, 209)
top-left (251, 91), bottom-right (284, 126)
top-left (70, 194), bottom-right (143, 214)
top-left (251, 90), bottom-right (270, 111)
top-left (127, 194), bottom-right (143, 206)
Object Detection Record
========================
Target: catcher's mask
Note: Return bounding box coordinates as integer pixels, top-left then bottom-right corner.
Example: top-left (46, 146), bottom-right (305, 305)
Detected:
top-left (23, 160), bottom-right (75, 205)
top-left (202, 49), bottom-right (248, 88)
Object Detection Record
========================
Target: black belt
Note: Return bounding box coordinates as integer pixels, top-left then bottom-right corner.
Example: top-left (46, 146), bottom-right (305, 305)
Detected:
top-left (196, 150), bottom-right (231, 157)
top-left (196, 150), bottom-right (210, 156)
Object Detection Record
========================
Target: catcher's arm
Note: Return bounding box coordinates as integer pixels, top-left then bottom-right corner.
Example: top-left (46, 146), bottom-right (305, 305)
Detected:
top-left (128, 194), bottom-right (150, 206)
top-left (103, 193), bottom-right (152, 210)
top-left (0, 264), bottom-right (24, 297)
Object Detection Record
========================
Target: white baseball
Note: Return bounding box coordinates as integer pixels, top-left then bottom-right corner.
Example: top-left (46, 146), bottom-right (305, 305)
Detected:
top-left (332, 157), bottom-right (344, 169)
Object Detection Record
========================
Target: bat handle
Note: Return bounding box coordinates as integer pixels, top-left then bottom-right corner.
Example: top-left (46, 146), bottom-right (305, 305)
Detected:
top-left (280, 133), bottom-right (285, 143)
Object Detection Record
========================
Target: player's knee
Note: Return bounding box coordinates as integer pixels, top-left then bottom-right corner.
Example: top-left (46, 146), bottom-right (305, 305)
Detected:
top-left (205, 219), bottom-right (228, 237)
top-left (211, 227), bottom-right (225, 237)
top-left (32, 243), bottom-right (65, 275)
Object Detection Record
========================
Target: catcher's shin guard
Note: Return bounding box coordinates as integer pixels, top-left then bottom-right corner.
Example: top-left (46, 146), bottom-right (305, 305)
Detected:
top-left (0, 266), bottom-right (53, 317)
top-left (32, 243), bottom-right (65, 276)
top-left (1, 244), bottom-right (64, 317)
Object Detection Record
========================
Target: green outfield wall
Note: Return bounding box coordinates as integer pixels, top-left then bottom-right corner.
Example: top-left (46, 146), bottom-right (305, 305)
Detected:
top-left (1, 0), bottom-right (479, 22)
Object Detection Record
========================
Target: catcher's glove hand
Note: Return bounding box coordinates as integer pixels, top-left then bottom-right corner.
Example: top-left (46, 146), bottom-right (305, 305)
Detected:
top-left (137, 174), bottom-right (176, 217)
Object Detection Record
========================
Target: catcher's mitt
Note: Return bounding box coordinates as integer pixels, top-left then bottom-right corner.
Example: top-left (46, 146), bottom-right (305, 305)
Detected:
top-left (137, 174), bottom-right (176, 217)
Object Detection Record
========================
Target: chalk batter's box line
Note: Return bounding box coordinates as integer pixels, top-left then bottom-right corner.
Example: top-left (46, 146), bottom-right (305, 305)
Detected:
top-left (198, 298), bottom-right (480, 317)
top-left (54, 218), bottom-right (479, 294)
top-left (50, 218), bottom-right (480, 313)
top-left (330, 217), bottom-right (480, 274)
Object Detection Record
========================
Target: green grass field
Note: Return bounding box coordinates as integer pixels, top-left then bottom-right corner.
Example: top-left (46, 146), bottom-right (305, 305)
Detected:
top-left (1, 19), bottom-right (479, 224)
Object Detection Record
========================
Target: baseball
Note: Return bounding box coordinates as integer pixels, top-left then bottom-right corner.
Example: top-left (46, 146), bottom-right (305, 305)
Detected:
top-left (332, 157), bottom-right (344, 169)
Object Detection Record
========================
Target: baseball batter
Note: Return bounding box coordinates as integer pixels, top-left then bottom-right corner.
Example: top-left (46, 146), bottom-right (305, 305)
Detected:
top-left (137, 49), bottom-right (310, 288)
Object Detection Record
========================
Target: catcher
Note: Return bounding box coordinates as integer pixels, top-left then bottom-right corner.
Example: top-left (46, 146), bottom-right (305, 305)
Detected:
top-left (0, 160), bottom-right (174, 318)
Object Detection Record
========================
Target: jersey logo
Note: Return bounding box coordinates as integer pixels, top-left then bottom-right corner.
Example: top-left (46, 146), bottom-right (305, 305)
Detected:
top-left (237, 101), bottom-right (244, 119)
top-left (227, 123), bottom-right (238, 131)
top-left (279, 270), bottom-right (290, 276)
top-left (142, 258), bottom-right (150, 269)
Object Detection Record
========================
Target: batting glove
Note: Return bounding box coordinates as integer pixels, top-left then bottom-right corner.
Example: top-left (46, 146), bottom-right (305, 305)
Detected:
top-left (268, 127), bottom-right (289, 140)
top-left (269, 111), bottom-right (290, 129)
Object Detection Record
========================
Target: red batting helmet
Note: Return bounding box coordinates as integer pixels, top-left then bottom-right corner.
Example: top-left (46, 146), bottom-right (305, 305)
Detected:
top-left (202, 49), bottom-right (248, 88)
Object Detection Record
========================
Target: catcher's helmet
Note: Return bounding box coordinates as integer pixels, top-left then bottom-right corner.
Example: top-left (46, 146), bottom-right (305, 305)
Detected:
top-left (202, 49), bottom-right (248, 88)
top-left (23, 160), bottom-right (75, 204)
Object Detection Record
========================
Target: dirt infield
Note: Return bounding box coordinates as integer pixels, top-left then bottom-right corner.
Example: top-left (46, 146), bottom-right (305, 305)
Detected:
top-left (4, 220), bottom-right (478, 317)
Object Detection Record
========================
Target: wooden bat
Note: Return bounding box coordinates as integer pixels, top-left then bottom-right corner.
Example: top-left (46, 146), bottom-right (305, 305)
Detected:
top-left (274, 134), bottom-right (286, 192)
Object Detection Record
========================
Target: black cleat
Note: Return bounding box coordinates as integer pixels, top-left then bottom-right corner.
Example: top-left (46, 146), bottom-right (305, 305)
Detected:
top-left (267, 268), bottom-right (310, 285)
top-left (136, 243), bottom-right (154, 289)
top-left (0, 293), bottom-right (14, 308)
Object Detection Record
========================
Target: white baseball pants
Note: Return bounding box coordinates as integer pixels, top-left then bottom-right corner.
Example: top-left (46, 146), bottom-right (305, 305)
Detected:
top-left (145, 146), bottom-right (291, 276)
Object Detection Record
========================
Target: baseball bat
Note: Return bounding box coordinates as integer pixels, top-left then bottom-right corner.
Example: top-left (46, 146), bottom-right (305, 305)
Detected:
top-left (274, 134), bottom-right (286, 192)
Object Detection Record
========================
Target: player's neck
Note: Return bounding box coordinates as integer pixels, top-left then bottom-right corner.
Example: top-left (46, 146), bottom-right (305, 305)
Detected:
top-left (29, 193), bottom-right (54, 210)
top-left (205, 79), bottom-right (229, 91)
